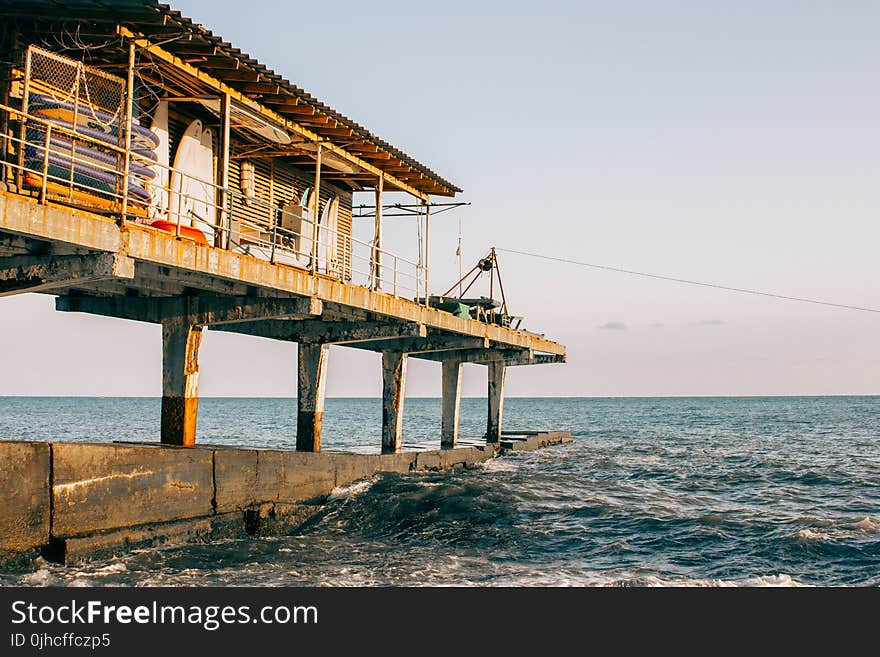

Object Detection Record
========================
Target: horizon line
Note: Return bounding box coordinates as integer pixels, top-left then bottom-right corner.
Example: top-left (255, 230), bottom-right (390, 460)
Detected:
top-left (0, 393), bottom-right (877, 400)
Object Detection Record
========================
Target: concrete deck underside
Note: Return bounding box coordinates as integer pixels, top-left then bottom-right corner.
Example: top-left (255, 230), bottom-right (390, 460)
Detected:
top-left (0, 192), bottom-right (564, 356)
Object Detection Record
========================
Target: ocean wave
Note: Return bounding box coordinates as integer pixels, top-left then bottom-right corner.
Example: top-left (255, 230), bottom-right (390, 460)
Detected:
top-left (609, 573), bottom-right (806, 588)
top-left (795, 516), bottom-right (879, 543)
top-left (71, 561), bottom-right (128, 577)
top-left (19, 568), bottom-right (59, 587)
top-left (488, 570), bottom-right (807, 587)
top-left (477, 458), bottom-right (519, 473)
top-left (328, 477), bottom-right (378, 500)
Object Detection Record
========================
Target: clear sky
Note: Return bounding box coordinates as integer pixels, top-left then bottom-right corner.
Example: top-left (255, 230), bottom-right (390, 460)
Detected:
top-left (2, 0), bottom-right (878, 397)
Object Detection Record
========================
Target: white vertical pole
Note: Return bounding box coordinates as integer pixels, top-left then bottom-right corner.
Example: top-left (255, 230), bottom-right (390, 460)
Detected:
top-left (424, 199), bottom-right (431, 307)
top-left (310, 143), bottom-right (322, 274)
top-left (373, 175), bottom-right (383, 290)
top-left (120, 42), bottom-right (136, 222)
top-left (218, 92), bottom-right (231, 248)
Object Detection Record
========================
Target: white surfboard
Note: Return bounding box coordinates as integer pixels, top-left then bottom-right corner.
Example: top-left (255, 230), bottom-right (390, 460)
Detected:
top-left (195, 127), bottom-right (216, 241)
top-left (147, 100), bottom-right (170, 220)
top-left (168, 120), bottom-right (216, 243)
top-left (319, 196), bottom-right (339, 276)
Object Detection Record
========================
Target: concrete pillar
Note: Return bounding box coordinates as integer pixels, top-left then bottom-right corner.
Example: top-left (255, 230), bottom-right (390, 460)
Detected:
top-left (381, 351), bottom-right (407, 453)
top-left (441, 359), bottom-right (463, 448)
top-left (161, 319), bottom-right (203, 446)
top-left (297, 342), bottom-right (329, 452)
top-left (486, 362), bottom-right (506, 443)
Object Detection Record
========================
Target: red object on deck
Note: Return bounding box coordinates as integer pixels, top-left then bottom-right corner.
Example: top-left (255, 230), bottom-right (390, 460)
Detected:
top-left (149, 220), bottom-right (208, 245)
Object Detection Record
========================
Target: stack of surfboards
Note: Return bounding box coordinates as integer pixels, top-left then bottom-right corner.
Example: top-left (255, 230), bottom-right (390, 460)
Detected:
top-left (147, 104), bottom-right (214, 245)
top-left (24, 93), bottom-right (159, 208)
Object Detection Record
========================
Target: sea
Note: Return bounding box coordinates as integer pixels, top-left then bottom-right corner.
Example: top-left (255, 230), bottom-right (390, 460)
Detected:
top-left (0, 396), bottom-right (877, 587)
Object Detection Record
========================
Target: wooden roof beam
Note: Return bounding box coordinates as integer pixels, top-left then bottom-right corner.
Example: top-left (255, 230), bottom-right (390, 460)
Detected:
top-left (298, 116), bottom-right (332, 126)
top-left (215, 70), bottom-right (263, 82)
top-left (172, 45), bottom-right (218, 56)
top-left (190, 57), bottom-right (241, 70)
top-left (239, 83), bottom-right (283, 95)
top-left (119, 27), bottom-right (430, 201)
top-left (317, 127), bottom-right (356, 137)
top-left (347, 144), bottom-right (381, 153)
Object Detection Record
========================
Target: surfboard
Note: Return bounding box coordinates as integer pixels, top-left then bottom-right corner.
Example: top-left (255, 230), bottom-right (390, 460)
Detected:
top-left (195, 127), bottom-right (216, 242)
top-left (168, 120), bottom-right (216, 243)
top-left (318, 195), bottom-right (339, 275)
top-left (23, 174), bottom-right (150, 217)
top-left (28, 93), bottom-right (160, 150)
top-left (24, 154), bottom-right (151, 202)
top-left (27, 114), bottom-right (158, 161)
top-left (147, 100), bottom-right (170, 220)
top-left (26, 129), bottom-right (155, 180)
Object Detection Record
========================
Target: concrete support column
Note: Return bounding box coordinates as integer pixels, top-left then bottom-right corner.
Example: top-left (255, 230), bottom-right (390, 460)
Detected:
top-left (297, 342), bottom-right (329, 452)
top-left (441, 359), bottom-right (463, 448)
top-left (486, 362), bottom-right (506, 444)
top-left (161, 319), bottom-right (203, 446)
top-left (381, 351), bottom-right (407, 453)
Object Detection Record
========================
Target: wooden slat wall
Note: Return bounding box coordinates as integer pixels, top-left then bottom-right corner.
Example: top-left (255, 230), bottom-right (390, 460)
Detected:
top-left (165, 103), bottom-right (353, 278)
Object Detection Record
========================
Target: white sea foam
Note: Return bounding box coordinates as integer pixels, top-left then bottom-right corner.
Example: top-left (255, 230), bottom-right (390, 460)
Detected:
top-left (796, 516), bottom-right (878, 543)
top-left (72, 561), bottom-right (127, 578)
top-left (68, 578), bottom-right (94, 587)
top-left (19, 568), bottom-right (58, 587)
top-left (488, 569), bottom-right (808, 587)
top-left (743, 574), bottom-right (805, 587)
top-left (478, 458), bottom-right (518, 473)
top-left (604, 573), bottom-right (805, 587)
top-left (797, 528), bottom-right (828, 542)
top-left (852, 516), bottom-right (879, 533)
top-left (328, 477), bottom-right (377, 500)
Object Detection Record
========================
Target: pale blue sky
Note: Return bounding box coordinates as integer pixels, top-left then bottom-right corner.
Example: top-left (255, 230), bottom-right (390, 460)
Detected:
top-left (2, 0), bottom-right (878, 396)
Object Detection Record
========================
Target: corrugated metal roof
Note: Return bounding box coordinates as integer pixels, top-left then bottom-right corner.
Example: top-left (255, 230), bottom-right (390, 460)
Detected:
top-left (0, 0), bottom-right (462, 196)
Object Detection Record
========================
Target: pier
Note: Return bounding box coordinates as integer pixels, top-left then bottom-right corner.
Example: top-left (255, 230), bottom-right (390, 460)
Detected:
top-left (0, 1), bottom-right (568, 565)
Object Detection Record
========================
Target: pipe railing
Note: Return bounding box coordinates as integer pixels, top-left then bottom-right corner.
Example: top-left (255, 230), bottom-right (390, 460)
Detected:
top-left (0, 102), bottom-right (428, 302)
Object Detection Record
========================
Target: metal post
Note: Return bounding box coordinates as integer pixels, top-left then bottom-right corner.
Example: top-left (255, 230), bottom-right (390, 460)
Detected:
top-left (68, 73), bottom-right (80, 202)
top-left (0, 31), bottom-right (16, 186)
top-left (424, 199), bottom-right (431, 307)
top-left (218, 92), bottom-right (231, 248)
top-left (268, 158), bottom-right (276, 263)
top-left (269, 207), bottom-right (278, 263)
top-left (16, 46), bottom-right (32, 193)
top-left (39, 124), bottom-right (51, 203)
top-left (174, 171), bottom-right (183, 239)
top-left (310, 143), bottom-right (322, 275)
top-left (373, 175), bottom-right (383, 290)
top-left (120, 42), bottom-right (136, 222)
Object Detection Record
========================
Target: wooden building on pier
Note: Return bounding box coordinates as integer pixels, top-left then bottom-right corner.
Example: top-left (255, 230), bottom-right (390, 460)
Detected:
top-left (0, 0), bottom-right (565, 452)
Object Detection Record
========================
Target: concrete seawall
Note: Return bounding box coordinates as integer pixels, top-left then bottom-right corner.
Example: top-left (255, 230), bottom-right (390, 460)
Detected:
top-left (0, 432), bottom-right (571, 566)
